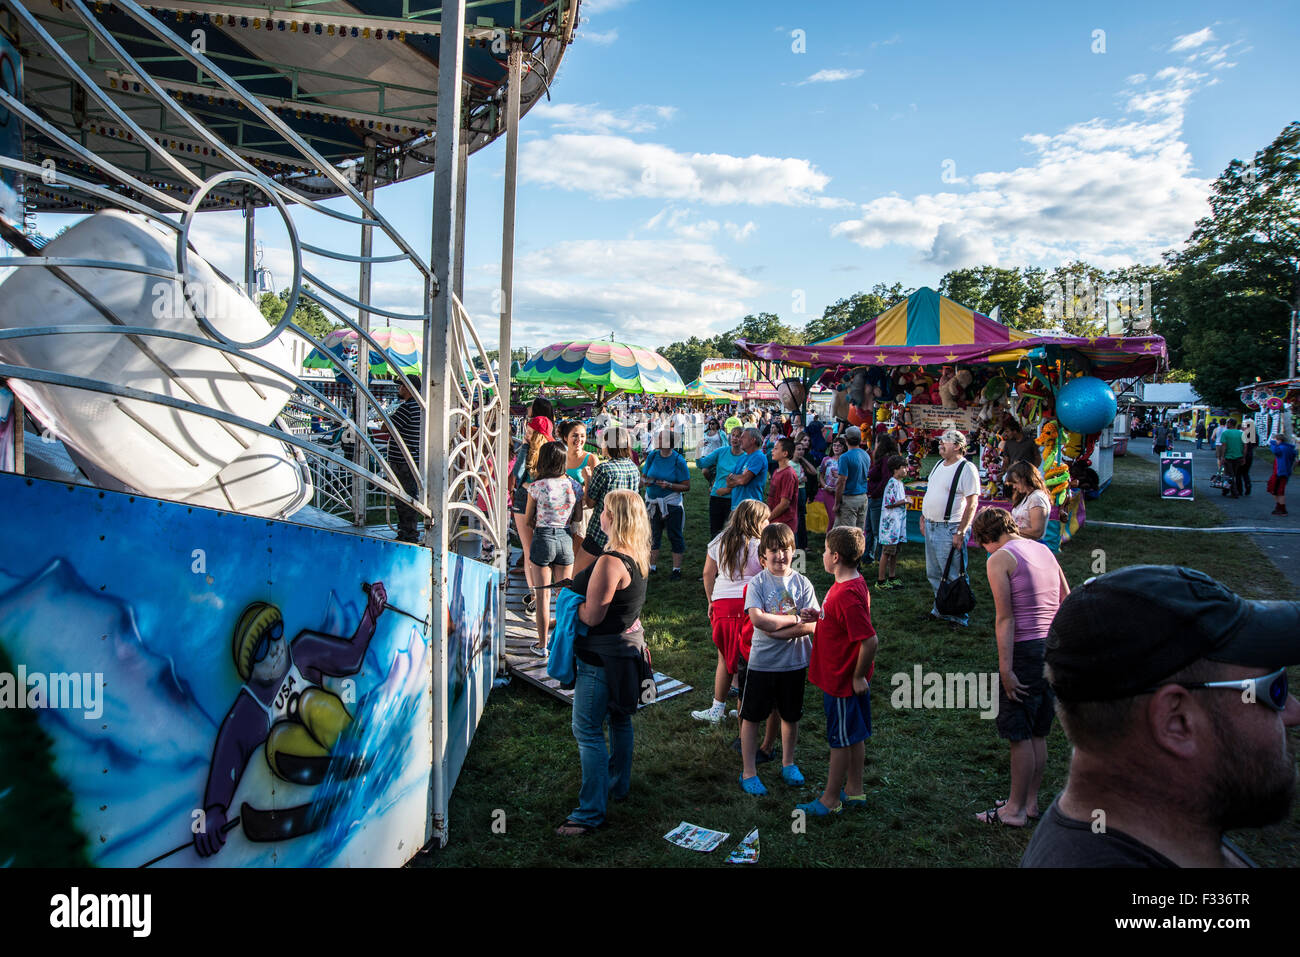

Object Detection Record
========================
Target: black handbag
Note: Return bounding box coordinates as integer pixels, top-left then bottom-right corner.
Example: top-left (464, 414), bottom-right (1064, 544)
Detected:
top-left (935, 544), bottom-right (977, 617)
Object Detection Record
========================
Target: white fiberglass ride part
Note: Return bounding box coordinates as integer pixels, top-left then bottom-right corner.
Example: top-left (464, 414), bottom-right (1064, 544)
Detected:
top-left (177, 427), bottom-right (313, 519)
top-left (0, 209), bottom-right (295, 499)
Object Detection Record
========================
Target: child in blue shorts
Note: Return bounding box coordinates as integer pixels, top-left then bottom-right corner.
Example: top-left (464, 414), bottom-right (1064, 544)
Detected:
top-left (799, 525), bottom-right (878, 816)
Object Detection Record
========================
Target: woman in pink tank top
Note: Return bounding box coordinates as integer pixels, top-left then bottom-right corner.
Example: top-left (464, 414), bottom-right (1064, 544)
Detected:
top-left (970, 507), bottom-right (1071, 828)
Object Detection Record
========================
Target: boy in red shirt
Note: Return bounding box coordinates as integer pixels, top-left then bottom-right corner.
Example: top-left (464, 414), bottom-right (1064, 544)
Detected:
top-left (798, 525), bottom-right (878, 817)
top-left (767, 437), bottom-right (799, 534)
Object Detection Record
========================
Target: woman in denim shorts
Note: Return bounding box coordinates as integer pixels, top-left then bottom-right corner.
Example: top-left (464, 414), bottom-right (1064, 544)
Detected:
top-left (525, 442), bottom-right (580, 657)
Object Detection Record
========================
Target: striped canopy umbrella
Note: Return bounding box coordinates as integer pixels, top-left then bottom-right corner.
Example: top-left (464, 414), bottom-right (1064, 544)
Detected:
top-left (516, 340), bottom-right (686, 406)
top-left (303, 327), bottom-right (422, 377)
top-left (686, 379), bottom-right (741, 403)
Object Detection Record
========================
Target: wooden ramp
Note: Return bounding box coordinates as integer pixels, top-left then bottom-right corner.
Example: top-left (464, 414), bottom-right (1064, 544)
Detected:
top-left (503, 551), bottom-right (692, 707)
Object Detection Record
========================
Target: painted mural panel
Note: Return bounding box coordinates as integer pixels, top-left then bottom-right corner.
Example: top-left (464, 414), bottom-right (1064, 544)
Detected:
top-left (0, 473), bottom-right (433, 867)
top-left (445, 553), bottom-right (500, 801)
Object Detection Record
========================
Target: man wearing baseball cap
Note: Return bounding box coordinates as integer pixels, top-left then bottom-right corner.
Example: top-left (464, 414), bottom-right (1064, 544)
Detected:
top-left (1022, 565), bottom-right (1300, 867)
top-left (919, 429), bottom-right (980, 626)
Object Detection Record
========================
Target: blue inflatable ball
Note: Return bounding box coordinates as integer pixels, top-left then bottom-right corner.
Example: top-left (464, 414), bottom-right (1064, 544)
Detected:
top-left (1056, 376), bottom-right (1117, 435)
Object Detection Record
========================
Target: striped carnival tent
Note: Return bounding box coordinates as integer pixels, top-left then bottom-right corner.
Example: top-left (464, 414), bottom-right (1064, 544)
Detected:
top-left (516, 339), bottom-right (686, 405)
top-left (736, 287), bottom-right (1166, 380)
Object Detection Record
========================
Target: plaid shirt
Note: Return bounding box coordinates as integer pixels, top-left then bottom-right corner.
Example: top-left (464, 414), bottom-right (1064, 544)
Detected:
top-left (584, 458), bottom-right (641, 548)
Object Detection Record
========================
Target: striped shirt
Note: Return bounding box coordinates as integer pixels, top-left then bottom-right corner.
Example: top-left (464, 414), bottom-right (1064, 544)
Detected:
top-left (387, 398), bottom-right (422, 468)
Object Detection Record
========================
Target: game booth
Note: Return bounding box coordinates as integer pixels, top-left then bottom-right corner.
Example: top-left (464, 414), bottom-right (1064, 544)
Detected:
top-left (737, 287), bottom-right (1168, 551)
top-left (1238, 377), bottom-right (1300, 442)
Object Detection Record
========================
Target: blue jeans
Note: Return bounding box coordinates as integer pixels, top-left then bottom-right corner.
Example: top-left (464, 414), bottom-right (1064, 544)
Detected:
top-left (866, 497), bottom-right (884, 560)
top-left (568, 658), bottom-right (633, 826)
top-left (924, 519), bottom-right (970, 625)
top-left (649, 502), bottom-right (686, 555)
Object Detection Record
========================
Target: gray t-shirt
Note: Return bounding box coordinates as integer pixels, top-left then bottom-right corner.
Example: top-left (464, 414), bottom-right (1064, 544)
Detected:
top-left (743, 569), bottom-right (820, 672)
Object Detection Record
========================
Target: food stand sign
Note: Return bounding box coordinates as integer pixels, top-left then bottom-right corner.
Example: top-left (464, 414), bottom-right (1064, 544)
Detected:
top-left (1159, 452), bottom-right (1194, 500)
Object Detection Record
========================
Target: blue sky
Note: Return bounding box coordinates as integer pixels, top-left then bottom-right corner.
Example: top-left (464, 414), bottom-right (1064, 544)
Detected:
top-left (40, 0), bottom-right (1300, 354)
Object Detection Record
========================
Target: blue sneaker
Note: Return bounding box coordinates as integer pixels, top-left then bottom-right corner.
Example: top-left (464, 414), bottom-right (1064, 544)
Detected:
top-left (840, 790), bottom-right (868, 811)
top-left (780, 764), bottom-right (805, 786)
top-left (739, 774), bottom-right (768, 796)
top-left (796, 798), bottom-right (841, 817)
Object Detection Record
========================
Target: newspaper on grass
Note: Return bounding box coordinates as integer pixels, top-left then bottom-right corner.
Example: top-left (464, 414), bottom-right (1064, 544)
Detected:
top-left (663, 821), bottom-right (730, 853)
top-left (726, 828), bottom-right (759, 864)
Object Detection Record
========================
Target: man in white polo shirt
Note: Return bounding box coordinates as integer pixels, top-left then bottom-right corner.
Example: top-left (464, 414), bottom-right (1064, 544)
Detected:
top-left (920, 429), bottom-right (981, 627)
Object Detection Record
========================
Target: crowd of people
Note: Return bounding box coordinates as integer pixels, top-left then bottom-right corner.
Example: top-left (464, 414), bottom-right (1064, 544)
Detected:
top-left (1150, 412), bottom-right (1296, 515)
top-left (500, 393), bottom-right (1299, 866)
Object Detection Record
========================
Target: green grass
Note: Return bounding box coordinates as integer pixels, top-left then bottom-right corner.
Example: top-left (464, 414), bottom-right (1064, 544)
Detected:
top-left (423, 451), bottom-right (1300, 867)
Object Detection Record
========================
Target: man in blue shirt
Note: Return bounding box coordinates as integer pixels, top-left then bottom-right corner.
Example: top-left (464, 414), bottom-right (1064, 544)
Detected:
top-left (726, 427), bottom-right (768, 510)
top-left (698, 426), bottom-right (745, 537)
top-left (833, 426), bottom-right (872, 535)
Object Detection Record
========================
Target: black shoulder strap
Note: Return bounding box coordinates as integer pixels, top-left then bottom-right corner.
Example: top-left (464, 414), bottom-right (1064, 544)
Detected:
top-left (943, 459), bottom-right (972, 522)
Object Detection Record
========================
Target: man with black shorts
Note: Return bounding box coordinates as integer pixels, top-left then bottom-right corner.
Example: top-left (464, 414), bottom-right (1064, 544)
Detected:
top-left (1022, 565), bottom-right (1300, 867)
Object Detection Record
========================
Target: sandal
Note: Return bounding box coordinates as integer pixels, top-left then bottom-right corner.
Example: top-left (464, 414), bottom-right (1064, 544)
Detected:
top-left (739, 775), bottom-right (768, 796)
top-left (555, 818), bottom-right (601, 837)
top-left (994, 798), bottom-right (1039, 821)
top-left (975, 805), bottom-right (1026, 827)
top-left (523, 594), bottom-right (537, 615)
top-left (780, 764), bottom-right (806, 786)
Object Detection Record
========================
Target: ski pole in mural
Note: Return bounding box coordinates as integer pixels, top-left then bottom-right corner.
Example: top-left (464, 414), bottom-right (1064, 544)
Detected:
top-left (363, 582), bottom-right (430, 633)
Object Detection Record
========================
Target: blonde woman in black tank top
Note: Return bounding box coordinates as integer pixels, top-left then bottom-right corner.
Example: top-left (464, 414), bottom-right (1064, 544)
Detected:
top-left (557, 490), bottom-right (652, 836)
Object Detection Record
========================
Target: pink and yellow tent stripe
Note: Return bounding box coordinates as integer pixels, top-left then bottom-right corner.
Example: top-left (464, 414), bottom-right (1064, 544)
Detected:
top-left (736, 286), bottom-right (1166, 379)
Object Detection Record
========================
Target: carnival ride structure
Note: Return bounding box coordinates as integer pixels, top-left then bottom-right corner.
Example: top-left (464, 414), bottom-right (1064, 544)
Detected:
top-left (0, 0), bottom-right (579, 861)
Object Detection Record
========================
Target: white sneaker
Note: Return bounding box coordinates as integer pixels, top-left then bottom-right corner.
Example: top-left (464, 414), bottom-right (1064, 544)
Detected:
top-left (727, 709), bottom-right (738, 719)
top-left (690, 706), bottom-right (725, 723)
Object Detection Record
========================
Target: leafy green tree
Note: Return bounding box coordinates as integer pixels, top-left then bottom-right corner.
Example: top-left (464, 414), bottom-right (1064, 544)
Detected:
top-left (660, 335), bottom-right (721, 384)
top-left (260, 287), bottom-right (339, 341)
top-left (1161, 121), bottom-right (1300, 405)
top-left (803, 282), bottom-right (910, 342)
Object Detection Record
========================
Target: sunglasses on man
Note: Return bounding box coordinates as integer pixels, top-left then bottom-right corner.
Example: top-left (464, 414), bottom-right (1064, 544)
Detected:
top-left (1144, 666), bottom-right (1290, 712)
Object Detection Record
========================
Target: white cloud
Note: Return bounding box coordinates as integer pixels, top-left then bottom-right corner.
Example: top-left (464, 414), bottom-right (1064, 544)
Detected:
top-left (582, 28), bottom-right (619, 45)
top-left (520, 134), bottom-right (841, 207)
top-left (798, 68), bottom-right (864, 86)
top-left (581, 0), bottom-right (634, 12)
top-left (1170, 27), bottom-right (1214, 52)
top-left (829, 52), bottom-right (1216, 270)
top-left (870, 33), bottom-right (901, 49)
top-left (643, 207), bottom-right (758, 244)
top-left (462, 239), bottom-right (760, 349)
top-left (528, 102), bottom-right (676, 134)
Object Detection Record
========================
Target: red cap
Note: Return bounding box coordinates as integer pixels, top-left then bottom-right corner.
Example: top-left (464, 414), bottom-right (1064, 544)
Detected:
top-left (527, 416), bottom-right (554, 439)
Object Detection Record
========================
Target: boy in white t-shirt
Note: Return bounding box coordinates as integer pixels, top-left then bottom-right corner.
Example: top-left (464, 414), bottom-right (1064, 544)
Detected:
top-left (739, 522), bottom-right (820, 796)
top-left (876, 454), bottom-right (909, 589)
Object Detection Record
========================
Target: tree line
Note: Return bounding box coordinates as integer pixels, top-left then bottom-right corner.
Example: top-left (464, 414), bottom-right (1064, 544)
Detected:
top-left (659, 121), bottom-right (1299, 408)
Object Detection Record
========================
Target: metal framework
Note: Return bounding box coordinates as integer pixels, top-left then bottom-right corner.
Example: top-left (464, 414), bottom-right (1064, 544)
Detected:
top-left (0, 0), bottom-right (580, 848)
